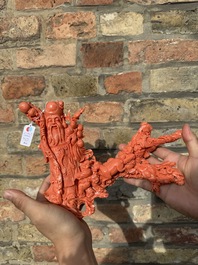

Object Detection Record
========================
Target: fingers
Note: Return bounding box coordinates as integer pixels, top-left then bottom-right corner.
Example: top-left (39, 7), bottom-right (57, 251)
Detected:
top-left (152, 147), bottom-right (176, 160)
top-left (36, 176), bottom-right (50, 202)
top-left (124, 178), bottom-right (152, 191)
top-left (182, 124), bottom-right (198, 158)
top-left (118, 144), bottom-right (126, 150)
top-left (3, 189), bottom-right (41, 221)
top-left (148, 154), bottom-right (162, 164)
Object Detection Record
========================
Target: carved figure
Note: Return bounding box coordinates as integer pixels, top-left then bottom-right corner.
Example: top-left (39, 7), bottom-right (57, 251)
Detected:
top-left (19, 101), bottom-right (185, 218)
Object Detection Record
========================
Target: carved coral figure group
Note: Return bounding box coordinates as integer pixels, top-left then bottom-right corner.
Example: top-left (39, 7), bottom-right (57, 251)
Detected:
top-left (19, 101), bottom-right (185, 218)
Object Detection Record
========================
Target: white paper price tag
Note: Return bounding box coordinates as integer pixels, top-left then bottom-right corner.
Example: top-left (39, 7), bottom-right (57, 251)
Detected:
top-left (20, 124), bottom-right (35, 147)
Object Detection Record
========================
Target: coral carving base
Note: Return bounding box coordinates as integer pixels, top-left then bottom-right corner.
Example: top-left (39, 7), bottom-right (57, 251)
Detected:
top-left (19, 101), bottom-right (185, 218)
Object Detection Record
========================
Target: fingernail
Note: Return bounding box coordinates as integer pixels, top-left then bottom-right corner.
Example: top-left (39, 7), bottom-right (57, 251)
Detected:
top-left (3, 190), bottom-right (13, 201)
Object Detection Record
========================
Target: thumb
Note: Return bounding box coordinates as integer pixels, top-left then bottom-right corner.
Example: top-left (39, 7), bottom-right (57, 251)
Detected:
top-left (182, 124), bottom-right (198, 158)
top-left (3, 189), bottom-right (40, 221)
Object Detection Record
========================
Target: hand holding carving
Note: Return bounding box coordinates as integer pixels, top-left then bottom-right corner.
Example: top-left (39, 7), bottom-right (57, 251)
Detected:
top-left (19, 101), bottom-right (185, 218)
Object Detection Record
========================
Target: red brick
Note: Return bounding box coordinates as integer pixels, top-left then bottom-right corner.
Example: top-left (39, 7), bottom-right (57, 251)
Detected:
top-left (109, 226), bottom-right (143, 243)
top-left (104, 72), bottom-right (142, 94)
top-left (15, 0), bottom-right (70, 10)
top-left (24, 155), bottom-right (48, 176)
top-left (83, 102), bottom-right (123, 123)
top-left (1, 76), bottom-right (45, 100)
top-left (81, 42), bottom-right (123, 68)
top-left (128, 39), bottom-right (198, 64)
top-left (94, 247), bottom-right (129, 264)
top-left (0, 155), bottom-right (22, 175)
top-left (77, 0), bottom-right (113, 5)
top-left (32, 245), bottom-right (57, 262)
top-left (0, 201), bottom-right (25, 222)
top-left (46, 12), bottom-right (96, 39)
top-left (83, 127), bottom-right (101, 148)
top-left (154, 227), bottom-right (198, 244)
top-left (90, 226), bottom-right (104, 241)
top-left (90, 203), bottom-right (131, 223)
top-left (0, 104), bottom-right (14, 123)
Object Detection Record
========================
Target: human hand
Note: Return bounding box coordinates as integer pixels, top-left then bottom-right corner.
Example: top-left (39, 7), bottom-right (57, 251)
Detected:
top-left (123, 124), bottom-right (198, 219)
top-left (3, 177), bottom-right (97, 265)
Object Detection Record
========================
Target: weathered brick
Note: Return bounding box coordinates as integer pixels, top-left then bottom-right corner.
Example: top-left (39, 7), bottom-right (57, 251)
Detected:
top-left (129, 248), bottom-right (198, 264)
top-left (46, 12), bottom-right (96, 39)
top-left (81, 42), bottom-right (123, 68)
top-left (127, 98), bottom-right (198, 122)
top-left (83, 102), bottom-right (123, 123)
top-left (63, 102), bottom-right (81, 116)
top-left (0, 155), bottom-right (22, 175)
top-left (104, 72), bottom-right (142, 94)
top-left (0, 1), bottom-right (198, 265)
top-left (131, 203), bottom-right (188, 224)
top-left (0, 104), bottom-right (14, 123)
top-left (32, 245), bottom-right (57, 262)
top-left (0, 50), bottom-right (13, 70)
top-left (0, 131), bottom-right (7, 151)
top-left (18, 224), bottom-right (49, 242)
top-left (0, 0), bottom-right (6, 9)
top-left (127, 0), bottom-right (198, 4)
top-left (0, 178), bottom-right (43, 199)
top-left (104, 179), bottom-right (152, 202)
top-left (0, 224), bottom-right (12, 242)
top-left (151, 10), bottom-right (198, 34)
top-left (100, 12), bottom-right (143, 36)
top-left (15, 0), bottom-right (70, 10)
top-left (88, 203), bottom-right (131, 223)
top-left (90, 226), bottom-right (104, 242)
top-left (77, 0), bottom-right (113, 5)
top-left (83, 127), bottom-right (101, 148)
top-left (0, 16), bottom-right (40, 43)
top-left (16, 43), bottom-right (76, 69)
top-left (7, 130), bottom-right (40, 153)
top-left (1, 76), bottom-right (45, 100)
top-left (102, 127), bottom-right (133, 148)
top-left (51, 73), bottom-right (98, 97)
top-left (109, 225), bottom-right (143, 243)
top-left (0, 245), bottom-right (32, 262)
top-left (150, 66), bottom-right (198, 92)
top-left (0, 201), bottom-right (25, 222)
top-left (24, 155), bottom-right (48, 176)
top-left (94, 247), bottom-right (129, 264)
top-left (153, 226), bottom-right (198, 244)
top-left (128, 39), bottom-right (198, 64)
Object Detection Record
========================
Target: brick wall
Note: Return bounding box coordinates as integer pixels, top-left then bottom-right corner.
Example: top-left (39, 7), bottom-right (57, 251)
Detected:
top-left (0, 0), bottom-right (198, 264)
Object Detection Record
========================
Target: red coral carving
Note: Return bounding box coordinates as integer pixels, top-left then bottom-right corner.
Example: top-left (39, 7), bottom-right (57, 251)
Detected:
top-left (19, 101), bottom-right (185, 218)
